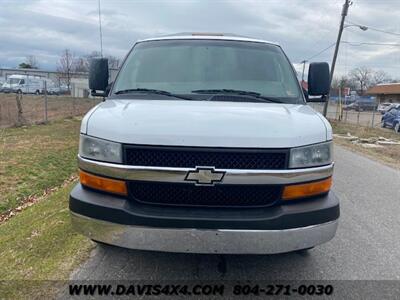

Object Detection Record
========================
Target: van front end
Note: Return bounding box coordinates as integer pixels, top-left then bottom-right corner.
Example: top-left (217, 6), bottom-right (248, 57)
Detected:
top-left (70, 140), bottom-right (339, 254)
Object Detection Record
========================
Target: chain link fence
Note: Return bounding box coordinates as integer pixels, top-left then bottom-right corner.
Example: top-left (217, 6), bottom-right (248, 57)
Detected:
top-left (0, 93), bottom-right (102, 128)
top-left (308, 101), bottom-right (383, 128)
top-left (0, 93), bottom-right (386, 130)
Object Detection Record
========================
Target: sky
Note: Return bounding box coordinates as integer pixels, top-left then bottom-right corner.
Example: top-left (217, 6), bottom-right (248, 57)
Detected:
top-left (0, 0), bottom-right (399, 78)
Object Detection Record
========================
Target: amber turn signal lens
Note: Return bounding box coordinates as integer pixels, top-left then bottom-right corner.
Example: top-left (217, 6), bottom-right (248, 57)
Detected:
top-left (79, 170), bottom-right (128, 196)
top-left (282, 177), bottom-right (332, 200)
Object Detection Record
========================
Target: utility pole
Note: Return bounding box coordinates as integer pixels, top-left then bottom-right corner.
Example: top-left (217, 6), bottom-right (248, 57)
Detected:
top-left (323, 0), bottom-right (351, 117)
top-left (44, 80), bottom-right (48, 123)
top-left (98, 0), bottom-right (103, 57)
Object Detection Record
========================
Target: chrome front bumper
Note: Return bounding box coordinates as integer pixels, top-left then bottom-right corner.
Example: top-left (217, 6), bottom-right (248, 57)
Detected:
top-left (71, 212), bottom-right (338, 254)
top-left (78, 155), bottom-right (334, 185)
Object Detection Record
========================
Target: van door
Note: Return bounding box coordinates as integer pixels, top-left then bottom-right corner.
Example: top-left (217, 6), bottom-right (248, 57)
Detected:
top-left (27, 78), bottom-right (40, 94)
top-left (26, 78), bottom-right (34, 94)
top-left (18, 79), bottom-right (26, 93)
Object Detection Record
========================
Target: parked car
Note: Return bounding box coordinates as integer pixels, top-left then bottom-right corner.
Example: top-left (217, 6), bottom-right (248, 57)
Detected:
top-left (70, 33), bottom-right (339, 254)
top-left (46, 85), bottom-right (62, 95)
top-left (343, 102), bottom-right (356, 110)
top-left (378, 102), bottom-right (393, 114)
top-left (343, 100), bottom-right (378, 111)
top-left (52, 84), bottom-right (70, 95)
top-left (378, 103), bottom-right (400, 114)
top-left (382, 107), bottom-right (400, 133)
top-left (60, 85), bottom-right (70, 95)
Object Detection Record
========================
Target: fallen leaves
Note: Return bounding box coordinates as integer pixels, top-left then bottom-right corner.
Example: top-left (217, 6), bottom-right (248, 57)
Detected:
top-left (0, 175), bottom-right (77, 224)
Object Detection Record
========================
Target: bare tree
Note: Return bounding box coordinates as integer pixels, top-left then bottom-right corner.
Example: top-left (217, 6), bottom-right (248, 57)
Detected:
top-left (331, 76), bottom-right (339, 88)
top-left (107, 55), bottom-right (120, 69)
top-left (340, 75), bottom-right (359, 91)
top-left (73, 52), bottom-right (120, 74)
top-left (73, 51), bottom-right (100, 73)
top-left (57, 49), bottom-right (75, 91)
top-left (331, 75), bottom-right (357, 96)
top-left (26, 55), bottom-right (39, 69)
top-left (372, 70), bottom-right (391, 85)
top-left (86, 51), bottom-right (102, 61)
top-left (73, 57), bottom-right (88, 73)
top-left (18, 55), bottom-right (39, 69)
top-left (349, 67), bottom-right (373, 95)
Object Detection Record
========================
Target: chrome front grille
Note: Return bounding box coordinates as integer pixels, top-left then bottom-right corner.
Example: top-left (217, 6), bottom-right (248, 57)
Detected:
top-left (124, 145), bottom-right (288, 169)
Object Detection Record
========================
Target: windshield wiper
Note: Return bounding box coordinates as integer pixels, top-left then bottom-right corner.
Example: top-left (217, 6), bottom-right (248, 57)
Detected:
top-left (114, 88), bottom-right (192, 100)
top-left (191, 89), bottom-right (283, 103)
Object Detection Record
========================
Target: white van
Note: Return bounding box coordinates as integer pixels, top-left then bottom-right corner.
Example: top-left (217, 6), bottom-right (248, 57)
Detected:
top-left (2, 74), bottom-right (45, 94)
top-left (70, 33), bottom-right (339, 254)
top-left (0, 77), bottom-right (5, 92)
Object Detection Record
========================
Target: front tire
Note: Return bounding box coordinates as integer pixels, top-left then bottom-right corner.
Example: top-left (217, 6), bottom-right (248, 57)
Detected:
top-left (381, 120), bottom-right (386, 128)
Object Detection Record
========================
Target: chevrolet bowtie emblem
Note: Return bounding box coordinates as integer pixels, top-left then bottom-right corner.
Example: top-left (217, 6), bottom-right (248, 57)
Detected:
top-left (185, 167), bottom-right (225, 186)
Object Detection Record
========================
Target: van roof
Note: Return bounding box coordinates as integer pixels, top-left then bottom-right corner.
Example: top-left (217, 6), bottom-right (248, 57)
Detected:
top-left (9, 74), bottom-right (42, 79)
top-left (138, 33), bottom-right (279, 46)
top-left (9, 74), bottom-right (27, 78)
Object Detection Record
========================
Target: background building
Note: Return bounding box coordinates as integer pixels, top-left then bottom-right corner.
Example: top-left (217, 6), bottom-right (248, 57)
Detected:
top-left (367, 83), bottom-right (400, 104)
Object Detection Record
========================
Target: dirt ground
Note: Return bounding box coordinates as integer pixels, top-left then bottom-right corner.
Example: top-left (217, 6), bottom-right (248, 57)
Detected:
top-left (0, 93), bottom-right (101, 127)
top-left (331, 120), bottom-right (400, 169)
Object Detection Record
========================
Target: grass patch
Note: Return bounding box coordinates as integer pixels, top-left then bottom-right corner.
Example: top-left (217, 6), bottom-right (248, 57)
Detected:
top-left (0, 118), bottom-right (81, 213)
top-left (0, 182), bottom-right (93, 298)
top-left (331, 120), bottom-right (400, 169)
top-left (331, 120), bottom-right (400, 140)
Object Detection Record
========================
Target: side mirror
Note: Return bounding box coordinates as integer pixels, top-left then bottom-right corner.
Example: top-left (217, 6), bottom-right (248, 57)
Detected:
top-left (307, 62), bottom-right (330, 101)
top-left (89, 58), bottom-right (109, 97)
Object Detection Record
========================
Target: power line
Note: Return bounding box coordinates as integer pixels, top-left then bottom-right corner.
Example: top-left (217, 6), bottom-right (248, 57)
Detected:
top-left (305, 43), bottom-right (337, 61)
top-left (342, 41), bottom-right (400, 46)
top-left (302, 20), bottom-right (400, 64)
top-left (298, 42), bottom-right (337, 81)
top-left (347, 20), bottom-right (400, 37)
top-left (299, 40), bottom-right (400, 65)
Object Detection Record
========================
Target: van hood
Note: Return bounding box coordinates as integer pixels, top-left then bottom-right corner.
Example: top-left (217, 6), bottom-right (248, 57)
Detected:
top-left (82, 99), bottom-right (331, 148)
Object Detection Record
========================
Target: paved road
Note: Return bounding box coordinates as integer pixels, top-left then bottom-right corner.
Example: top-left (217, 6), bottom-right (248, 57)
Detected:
top-left (71, 146), bottom-right (400, 281)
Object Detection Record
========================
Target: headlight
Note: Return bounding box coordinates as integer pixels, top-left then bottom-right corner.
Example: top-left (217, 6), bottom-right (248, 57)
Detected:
top-left (79, 135), bottom-right (122, 163)
top-left (289, 141), bottom-right (332, 168)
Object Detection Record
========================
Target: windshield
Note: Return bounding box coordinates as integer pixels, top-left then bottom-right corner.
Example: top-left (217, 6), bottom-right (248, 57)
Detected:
top-left (8, 78), bottom-right (21, 85)
top-left (112, 39), bottom-right (302, 103)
